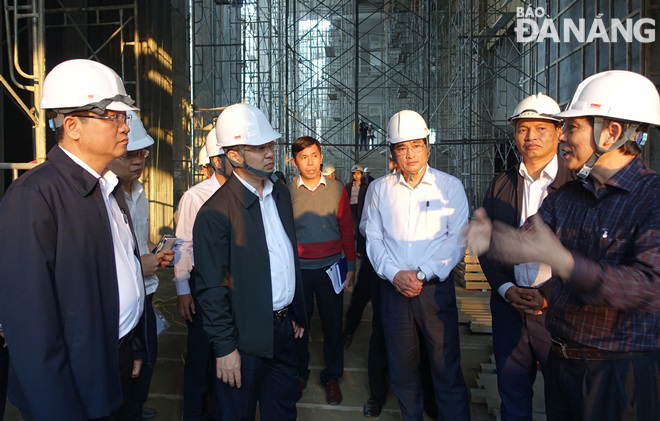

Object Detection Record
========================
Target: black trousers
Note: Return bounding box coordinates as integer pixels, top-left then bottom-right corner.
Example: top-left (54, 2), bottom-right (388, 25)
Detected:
top-left (184, 272), bottom-right (220, 421)
top-left (344, 256), bottom-right (389, 401)
top-left (214, 315), bottom-right (299, 421)
top-left (545, 349), bottom-right (660, 421)
top-left (381, 277), bottom-right (469, 421)
top-left (0, 336), bottom-right (8, 421)
top-left (119, 295), bottom-right (158, 421)
top-left (296, 266), bottom-right (344, 383)
top-left (491, 293), bottom-right (551, 421)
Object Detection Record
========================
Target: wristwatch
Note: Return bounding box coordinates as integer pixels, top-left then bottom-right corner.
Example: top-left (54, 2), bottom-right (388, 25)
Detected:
top-left (416, 267), bottom-right (427, 282)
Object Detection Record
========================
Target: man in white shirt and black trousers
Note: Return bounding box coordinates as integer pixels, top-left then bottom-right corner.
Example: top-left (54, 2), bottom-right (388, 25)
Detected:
top-left (363, 110), bottom-right (470, 420)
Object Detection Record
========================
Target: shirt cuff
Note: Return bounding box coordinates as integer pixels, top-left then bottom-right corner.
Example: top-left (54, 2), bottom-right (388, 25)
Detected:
top-left (497, 282), bottom-right (515, 301)
top-left (347, 260), bottom-right (356, 273)
top-left (383, 265), bottom-right (399, 284)
top-left (419, 263), bottom-right (437, 281)
top-left (173, 279), bottom-right (191, 296)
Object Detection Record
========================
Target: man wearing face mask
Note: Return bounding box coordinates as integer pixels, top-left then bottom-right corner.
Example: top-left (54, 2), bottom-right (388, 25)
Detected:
top-left (193, 103), bottom-right (306, 421)
top-left (363, 110), bottom-right (470, 420)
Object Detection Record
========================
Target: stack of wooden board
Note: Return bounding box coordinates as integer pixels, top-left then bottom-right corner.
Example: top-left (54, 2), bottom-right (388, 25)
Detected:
top-left (469, 355), bottom-right (547, 420)
top-left (453, 249), bottom-right (490, 290)
top-left (455, 284), bottom-right (492, 333)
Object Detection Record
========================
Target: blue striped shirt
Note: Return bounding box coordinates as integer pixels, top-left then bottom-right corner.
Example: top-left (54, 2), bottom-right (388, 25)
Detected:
top-left (532, 157), bottom-right (660, 352)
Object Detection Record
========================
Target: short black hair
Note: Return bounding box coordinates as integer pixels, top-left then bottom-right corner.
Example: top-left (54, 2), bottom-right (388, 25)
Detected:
top-left (292, 136), bottom-right (321, 159)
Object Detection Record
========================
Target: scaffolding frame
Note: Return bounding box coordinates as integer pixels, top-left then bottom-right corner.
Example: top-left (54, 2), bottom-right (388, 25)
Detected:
top-left (2, 0), bottom-right (139, 164)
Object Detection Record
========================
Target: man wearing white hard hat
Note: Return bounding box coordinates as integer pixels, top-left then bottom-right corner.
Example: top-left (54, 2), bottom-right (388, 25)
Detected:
top-left (478, 93), bottom-right (574, 421)
top-left (362, 110), bottom-right (470, 420)
top-left (173, 126), bottom-right (230, 420)
top-left (106, 110), bottom-right (174, 420)
top-left (193, 103), bottom-right (305, 420)
top-left (0, 59), bottom-right (150, 420)
top-left (466, 70), bottom-right (660, 419)
top-left (321, 162), bottom-right (336, 180)
top-left (197, 147), bottom-right (213, 180)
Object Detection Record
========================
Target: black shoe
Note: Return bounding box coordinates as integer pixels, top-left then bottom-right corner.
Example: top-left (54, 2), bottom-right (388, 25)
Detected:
top-left (343, 333), bottom-right (353, 349)
top-left (363, 397), bottom-right (383, 417)
top-left (141, 407), bottom-right (158, 420)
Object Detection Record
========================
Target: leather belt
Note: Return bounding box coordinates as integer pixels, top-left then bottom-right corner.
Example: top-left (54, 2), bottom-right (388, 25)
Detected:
top-left (551, 338), bottom-right (647, 361)
top-left (273, 306), bottom-right (289, 321)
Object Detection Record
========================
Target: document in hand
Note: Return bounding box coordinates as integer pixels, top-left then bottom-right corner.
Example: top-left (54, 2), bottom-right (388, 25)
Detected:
top-left (326, 256), bottom-right (348, 294)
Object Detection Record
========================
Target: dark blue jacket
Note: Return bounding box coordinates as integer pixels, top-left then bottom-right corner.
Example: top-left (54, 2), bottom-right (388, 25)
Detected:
top-left (0, 146), bottom-right (149, 420)
top-left (193, 174), bottom-right (306, 359)
top-left (479, 160), bottom-right (575, 294)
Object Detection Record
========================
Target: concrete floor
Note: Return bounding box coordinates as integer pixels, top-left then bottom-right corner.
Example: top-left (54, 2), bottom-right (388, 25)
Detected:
top-left (3, 265), bottom-right (495, 420)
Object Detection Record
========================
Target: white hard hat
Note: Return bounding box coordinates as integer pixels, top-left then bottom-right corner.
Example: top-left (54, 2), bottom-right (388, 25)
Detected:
top-left (40, 59), bottom-right (138, 112)
top-left (215, 103), bottom-right (281, 148)
top-left (387, 110), bottom-right (429, 144)
top-left (205, 127), bottom-right (224, 158)
top-left (321, 163), bottom-right (335, 176)
top-left (363, 167), bottom-right (370, 172)
top-left (351, 164), bottom-right (364, 172)
top-left (126, 111), bottom-right (154, 151)
top-left (555, 70), bottom-right (660, 126)
top-left (508, 93), bottom-right (562, 126)
top-left (197, 146), bottom-right (210, 167)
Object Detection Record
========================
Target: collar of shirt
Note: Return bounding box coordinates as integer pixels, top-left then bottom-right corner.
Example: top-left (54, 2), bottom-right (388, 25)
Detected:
top-left (124, 179), bottom-right (144, 204)
top-left (296, 174), bottom-right (326, 191)
top-left (518, 154), bottom-right (559, 183)
top-left (396, 165), bottom-right (433, 190)
top-left (59, 146), bottom-right (120, 198)
top-left (583, 156), bottom-right (643, 196)
top-left (234, 171), bottom-right (274, 199)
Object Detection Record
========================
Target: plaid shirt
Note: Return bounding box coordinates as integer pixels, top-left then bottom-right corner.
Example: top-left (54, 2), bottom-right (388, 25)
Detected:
top-left (530, 157), bottom-right (660, 352)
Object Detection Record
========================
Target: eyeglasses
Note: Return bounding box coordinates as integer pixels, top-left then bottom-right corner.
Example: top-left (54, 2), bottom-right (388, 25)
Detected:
top-left (72, 113), bottom-right (132, 127)
top-left (244, 141), bottom-right (278, 155)
top-left (393, 143), bottom-right (426, 156)
top-left (119, 149), bottom-right (150, 160)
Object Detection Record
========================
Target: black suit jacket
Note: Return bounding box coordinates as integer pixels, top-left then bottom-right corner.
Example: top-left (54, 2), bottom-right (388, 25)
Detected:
top-left (479, 159), bottom-right (575, 294)
top-left (193, 173), bottom-right (305, 359)
top-left (0, 146), bottom-right (148, 420)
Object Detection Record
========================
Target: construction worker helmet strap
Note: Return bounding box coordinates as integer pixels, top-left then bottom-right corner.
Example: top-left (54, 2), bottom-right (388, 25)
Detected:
top-left (215, 104), bottom-right (281, 148)
top-left (40, 59), bottom-right (138, 117)
top-left (387, 110), bottom-right (429, 144)
top-left (577, 117), bottom-right (640, 179)
top-left (508, 93), bottom-right (562, 126)
top-left (225, 149), bottom-right (279, 184)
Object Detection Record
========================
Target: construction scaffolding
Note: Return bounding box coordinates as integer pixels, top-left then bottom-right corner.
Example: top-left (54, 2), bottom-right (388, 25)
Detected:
top-left (189, 0), bottom-right (536, 207)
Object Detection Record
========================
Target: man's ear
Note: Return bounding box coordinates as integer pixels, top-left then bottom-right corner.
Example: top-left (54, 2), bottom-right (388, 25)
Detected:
top-left (601, 122), bottom-right (623, 149)
top-left (62, 115), bottom-right (82, 140)
top-left (226, 149), bottom-right (242, 164)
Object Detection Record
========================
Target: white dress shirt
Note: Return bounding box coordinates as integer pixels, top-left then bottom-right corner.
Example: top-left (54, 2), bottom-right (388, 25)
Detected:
top-left (362, 166), bottom-right (469, 283)
top-left (235, 172), bottom-right (296, 310)
top-left (498, 155), bottom-right (558, 299)
top-left (124, 180), bottom-right (159, 295)
top-left (172, 174), bottom-right (222, 295)
top-left (60, 146), bottom-right (144, 339)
